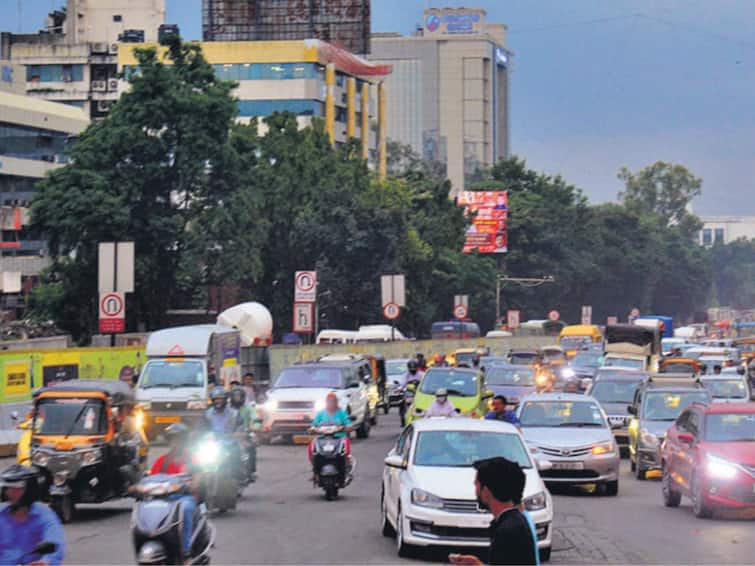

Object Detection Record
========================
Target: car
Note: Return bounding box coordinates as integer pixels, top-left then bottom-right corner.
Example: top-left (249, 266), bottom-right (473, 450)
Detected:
top-left (454, 348), bottom-right (487, 368)
top-left (484, 364), bottom-right (538, 406)
top-left (381, 418), bottom-right (553, 560)
top-left (627, 376), bottom-right (712, 479)
top-left (405, 367), bottom-right (491, 424)
top-left (508, 349), bottom-right (542, 367)
top-left (567, 351), bottom-right (604, 388)
top-left (686, 347), bottom-right (740, 370)
top-left (517, 392), bottom-right (621, 495)
top-left (587, 371), bottom-right (646, 453)
top-left (479, 355), bottom-right (509, 370)
top-left (386, 358), bottom-right (410, 408)
top-left (259, 360), bottom-right (371, 442)
top-left (660, 402), bottom-right (755, 518)
top-left (700, 373), bottom-right (750, 403)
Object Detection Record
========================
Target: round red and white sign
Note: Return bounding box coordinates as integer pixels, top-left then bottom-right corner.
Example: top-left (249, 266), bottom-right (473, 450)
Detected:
top-left (548, 310), bottom-right (560, 321)
top-left (295, 271), bottom-right (316, 292)
top-left (453, 304), bottom-right (468, 320)
top-left (383, 302), bottom-right (401, 321)
top-left (100, 293), bottom-right (124, 317)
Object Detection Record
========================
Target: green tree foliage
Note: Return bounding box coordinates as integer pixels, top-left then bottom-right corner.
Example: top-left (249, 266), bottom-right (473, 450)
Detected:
top-left (710, 238), bottom-right (755, 309)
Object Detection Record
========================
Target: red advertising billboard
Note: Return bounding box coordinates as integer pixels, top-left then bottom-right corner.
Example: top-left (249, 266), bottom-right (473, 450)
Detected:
top-left (458, 190), bottom-right (508, 254)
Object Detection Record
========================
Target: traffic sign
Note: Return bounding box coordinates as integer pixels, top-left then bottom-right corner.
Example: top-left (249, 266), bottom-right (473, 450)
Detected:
top-left (99, 292), bottom-right (125, 333)
top-left (507, 309), bottom-right (520, 329)
top-left (293, 302), bottom-right (314, 333)
top-left (581, 305), bottom-right (592, 325)
top-left (383, 302), bottom-right (401, 321)
top-left (381, 274), bottom-right (406, 307)
top-left (548, 310), bottom-right (560, 322)
top-left (453, 304), bottom-right (468, 320)
top-left (294, 271), bottom-right (317, 303)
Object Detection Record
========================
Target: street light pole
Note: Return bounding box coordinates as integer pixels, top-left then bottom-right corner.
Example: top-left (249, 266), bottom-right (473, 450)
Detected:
top-left (496, 275), bottom-right (555, 327)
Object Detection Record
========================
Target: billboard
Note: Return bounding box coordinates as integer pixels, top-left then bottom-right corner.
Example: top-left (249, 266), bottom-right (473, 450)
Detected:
top-left (458, 191), bottom-right (508, 254)
top-left (424, 8), bottom-right (486, 36)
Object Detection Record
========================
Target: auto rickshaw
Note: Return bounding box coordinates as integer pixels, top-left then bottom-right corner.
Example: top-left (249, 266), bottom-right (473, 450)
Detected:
top-left (363, 354), bottom-right (389, 424)
top-left (26, 379), bottom-right (148, 522)
top-left (733, 337), bottom-right (755, 364)
top-left (659, 357), bottom-right (701, 375)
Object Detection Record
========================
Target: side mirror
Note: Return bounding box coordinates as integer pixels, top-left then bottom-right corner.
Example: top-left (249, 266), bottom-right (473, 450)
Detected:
top-left (535, 458), bottom-right (553, 472)
top-left (10, 411), bottom-right (19, 421)
top-left (627, 405), bottom-right (637, 416)
top-left (384, 454), bottom-right (407, 469)
top-left (678, 432), bottom-right (695, 444)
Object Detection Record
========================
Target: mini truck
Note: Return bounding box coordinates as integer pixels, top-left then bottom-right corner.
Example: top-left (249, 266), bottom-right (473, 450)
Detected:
top-left (136, 324), bottom-right (241, 439)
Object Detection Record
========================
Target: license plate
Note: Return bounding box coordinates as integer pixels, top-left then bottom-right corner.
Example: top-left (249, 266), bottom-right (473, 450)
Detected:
top-left (293, 435), bottom-right (312, 445)
top-left (552, 461), bottom-right (584, 470)
top-left (155, 416), bottom-right (180, 424)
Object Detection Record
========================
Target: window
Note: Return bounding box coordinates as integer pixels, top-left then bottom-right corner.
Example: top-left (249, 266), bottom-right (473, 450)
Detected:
top-left (237, 99), bottom-right (324, 117)
top-left (212, 63), bottom-right (319, 81)
top-left (335, 107), bottom-right (348, 123)
top-left (687, 411), bottom-right (700, 437)
top-left (26, 64), bottom-right (84, 83)
top-left (396, 426), bottom-right (413, 458)
top-left (335, 72), bottom-right (346, 88)
top-left (701, 228), bottom-right (712, 246)
top-left (0, 122), bottom-right (71, 162)
top-left (714, 228), bottom-right (725, 244)
top-left (113, 14), bottom-right (122, 22)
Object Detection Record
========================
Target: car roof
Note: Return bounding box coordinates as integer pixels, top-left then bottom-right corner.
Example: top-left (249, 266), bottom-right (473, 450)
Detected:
top-left (521, 392), bottom-right (600, 403)
top-left (698, 402), bottom-right (755, 415)
top-left (424, 367), bottom-right (478, 375)
top-left (700, 373), bottom-right (746, 381)
top-left (410, 417), bottom-right (520, 434)
top-left (594, 372), bottom-right (646, 382)
top-left (290, 362), bottom-right (349, 369)
top-left (509, 349), bottom-right (539, 355)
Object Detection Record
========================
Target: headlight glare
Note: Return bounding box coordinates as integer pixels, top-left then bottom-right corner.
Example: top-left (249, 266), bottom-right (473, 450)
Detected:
top-left (524, 491), bottom-right (547, 511)
top-left (197, 440), bottom-right (220, 466)
top-left (314, 399), bottom-right (326, 412)
top-left (411, 488), bottom-right (444, 509)
top-left (138, 402), bottom-right (151, 411)
top-left (591, 441), bottom-right (615, 456)
top-left (32, 450), bottom-right (50, 467)
top-left (706, 455), bottom-right (738, 480)
top-left (561, 368), bottom-right (575, 378)
top-left (263, 399), bottom-right (278, 412)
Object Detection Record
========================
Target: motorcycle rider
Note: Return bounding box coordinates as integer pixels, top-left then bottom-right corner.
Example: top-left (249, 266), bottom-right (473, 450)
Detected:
top-left (424, 388), bottom-right (458, 417)
top-left (204, 387), bottom-right (245, 483)
top-left (149, 423), bottom-right (197, 564)
top-left (309, 392), bottom-right (353, 481)
top-left (0, 464), bottom-right (66, 566)
top-left (398, 359), bottom-right (423, 427)
top-left (230, 386), bottom-right (258, 482)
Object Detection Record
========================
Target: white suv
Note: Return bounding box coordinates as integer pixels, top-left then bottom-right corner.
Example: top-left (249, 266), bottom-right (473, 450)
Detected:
top-left (259, 361), bottom-right (371, 442)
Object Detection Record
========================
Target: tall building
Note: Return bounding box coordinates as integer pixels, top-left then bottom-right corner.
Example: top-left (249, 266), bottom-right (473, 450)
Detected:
top-left (118, 39), bottom-right (391, 172)
top-left (369, 8), bottom-right (511, 193)
top-left (202, 0), bottom-right (371, 54)
top-left (0, 0), bottom-right (165, 120)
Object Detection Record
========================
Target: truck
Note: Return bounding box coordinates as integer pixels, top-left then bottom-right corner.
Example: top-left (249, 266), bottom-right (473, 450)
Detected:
top-left (603, 324), bottom-right (661, 373)
top-left (633, 315), bottom-right (673, 339)
top-left (135, 324), bottom-right (241, 439)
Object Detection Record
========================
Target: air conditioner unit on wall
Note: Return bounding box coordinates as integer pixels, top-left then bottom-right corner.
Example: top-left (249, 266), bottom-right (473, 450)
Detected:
top-left (108, 79), bottom-right (119, 91)
top-left (109, 43), bottom-right (119, 55)
top-left (91, 42), bottom-right (108, 55)
top-left (97, 100), bottom-right (113, 112)
top-left (91, 80), bottom-right (106, 92)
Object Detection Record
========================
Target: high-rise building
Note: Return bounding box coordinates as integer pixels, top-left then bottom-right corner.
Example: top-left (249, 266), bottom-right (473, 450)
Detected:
top-left (202, 0), bottom-right (371, 54)
top-left (0, 0), bottom-right (165, 120)
top-left (369, 8), bottom-right (511, 193)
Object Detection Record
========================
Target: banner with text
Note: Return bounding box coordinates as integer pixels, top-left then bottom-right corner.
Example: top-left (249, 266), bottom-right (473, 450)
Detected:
top-left (458, 191), bottom-right (508, 254)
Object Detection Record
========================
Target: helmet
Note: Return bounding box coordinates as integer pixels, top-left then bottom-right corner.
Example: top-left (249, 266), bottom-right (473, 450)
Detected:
top-left (230, 386), bottom-right (246, 408)
top-left (0, 464), bottom-right (42, 509)
top-left (407, 360), bottom-right (418, 372)
top-left (165, 422), bottom-right (189, 444)
top-left (210, 386), bottom-right (228, 401)
top-left (435, 388), bottom-right (448, 397)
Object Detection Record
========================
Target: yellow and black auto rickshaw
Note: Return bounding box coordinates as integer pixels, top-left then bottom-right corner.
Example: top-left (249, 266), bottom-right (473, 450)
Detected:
top-left (27, 379), bottom-right (148, 522)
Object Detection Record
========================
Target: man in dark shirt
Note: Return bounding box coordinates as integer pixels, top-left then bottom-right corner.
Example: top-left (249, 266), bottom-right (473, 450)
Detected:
top-left (450, 457), bottom-right (538, 565)
top-left (485, 395), bottom-right (520, 426)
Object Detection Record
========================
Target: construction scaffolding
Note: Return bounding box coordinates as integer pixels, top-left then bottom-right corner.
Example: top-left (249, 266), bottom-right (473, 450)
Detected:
top-left (202, 0), bottom-right (372, 54)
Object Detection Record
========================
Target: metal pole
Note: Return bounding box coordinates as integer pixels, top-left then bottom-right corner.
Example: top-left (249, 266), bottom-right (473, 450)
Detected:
top-left (314, 300), bottom-right (319, 342)
top-left (111, 244), bottom-right (118, 347)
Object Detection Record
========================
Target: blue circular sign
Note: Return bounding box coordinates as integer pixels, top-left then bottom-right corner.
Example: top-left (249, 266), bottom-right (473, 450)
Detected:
top-left (425, 14), bottom-right (441, 32)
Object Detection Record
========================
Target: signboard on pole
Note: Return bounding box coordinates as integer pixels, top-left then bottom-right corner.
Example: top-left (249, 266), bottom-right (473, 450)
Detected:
top-left (294, 271), bottom-right (317, 303)
top-left (98, 242), bottom-right (134, 294)
top-left (383, 302), bottom-right (401, 321)
top-left (581, 305), bottom-right (593, 325)
top-left (293, 302), bottom-right (314, 333)
top-left (458, 191), bottom-right (508, 254)
top-left (99, 292), bottom-right (125, 333)
top-left (548, 310), bottom-right (560, 322)
top-left (507, 309), bottom-right (520, 330)
top-left (453, 295), bottom-right (469, 320)
top-left (381, 274), bottom-right (406, 307)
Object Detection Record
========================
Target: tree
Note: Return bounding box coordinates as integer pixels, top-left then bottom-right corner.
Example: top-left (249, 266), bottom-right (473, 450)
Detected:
top-left (30, 36), bottom-right (250, 340)
top-left (710, 238), bottom-right (755, 309)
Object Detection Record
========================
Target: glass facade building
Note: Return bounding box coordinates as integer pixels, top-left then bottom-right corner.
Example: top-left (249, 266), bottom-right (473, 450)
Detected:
top-left (0, 122), bottom-right (71, 163)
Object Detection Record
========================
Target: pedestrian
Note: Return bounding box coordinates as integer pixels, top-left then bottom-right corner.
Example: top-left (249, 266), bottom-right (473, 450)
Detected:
top-left (485, 395), bottom-right (519, 426)
top-left (242, 372), bottom-right (257, 402)
top-left (449, 457), bottom-right (539, 565)
top-left (713, 365), bottom-right (722, 375)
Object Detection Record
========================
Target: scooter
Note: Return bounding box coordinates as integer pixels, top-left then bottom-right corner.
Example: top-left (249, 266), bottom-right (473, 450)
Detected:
top-left (131, 474), bottom-right (215, 565)
top-left (192, 433), bottom-right (241, 513)
top-left (310, 425), bottom-right (354, 501)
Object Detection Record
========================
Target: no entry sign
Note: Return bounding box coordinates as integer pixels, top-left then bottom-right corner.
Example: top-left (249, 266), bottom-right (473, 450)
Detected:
top-left (99, 292), bottom-right (125, 333)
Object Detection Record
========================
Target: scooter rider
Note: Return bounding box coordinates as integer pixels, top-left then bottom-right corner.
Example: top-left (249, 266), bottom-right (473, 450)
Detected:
top-left (204, 387), bottom-right (245, 482)
top-left (398, 359), bottom-right (423, 427)
top-left (424, 388), bottom-right (458, 417)
top-left (149, 423), bottom-right (197, 564)
top-left (0, 464), bottom-right (66, 566)
top-left (229, 386), bottom-right (258, 482)
top-left (309, 392), bottom-right (353, 480)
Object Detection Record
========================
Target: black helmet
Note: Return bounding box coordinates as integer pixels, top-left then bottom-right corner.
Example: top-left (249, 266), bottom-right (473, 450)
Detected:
top-left (407, 360), bottom-right (418, 372)
top-left (210, 386), bottom-right (228, 401)
top-left (230, 386), bottom-right (246, 408)
top-left (0, 464), bottom-right (42, 509)
top-left (748, 360), bottom-right (755, 375)
top-left (165, 422), bottom-right (189, 444)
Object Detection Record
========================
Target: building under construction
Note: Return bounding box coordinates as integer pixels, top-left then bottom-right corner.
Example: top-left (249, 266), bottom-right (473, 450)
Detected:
top-left (202, 0), bottom-right (371, 54)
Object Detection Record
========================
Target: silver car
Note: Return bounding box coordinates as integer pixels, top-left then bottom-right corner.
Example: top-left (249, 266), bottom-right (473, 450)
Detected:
top-left (518, 393), bottom-right (621, 495)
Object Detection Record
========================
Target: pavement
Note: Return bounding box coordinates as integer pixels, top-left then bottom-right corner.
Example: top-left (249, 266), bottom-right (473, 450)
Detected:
top-left (1, 413), bottom-right (754, 564)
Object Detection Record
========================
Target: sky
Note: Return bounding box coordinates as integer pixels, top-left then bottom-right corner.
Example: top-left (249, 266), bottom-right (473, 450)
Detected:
top-left (5, 0), bottom-right (755, 215)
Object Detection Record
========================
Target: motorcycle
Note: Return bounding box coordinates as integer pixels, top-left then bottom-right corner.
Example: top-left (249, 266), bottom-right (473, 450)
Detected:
top-left (309, 425), bottom-right (354, 501)
top-left (131, 474), bottom-right (215, 565)
top-left (192, 433), bottom-right (242, 513)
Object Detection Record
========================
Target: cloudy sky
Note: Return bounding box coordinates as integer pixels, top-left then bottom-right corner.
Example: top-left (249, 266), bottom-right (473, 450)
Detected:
top-left (7, 0), bottom-right (755, 214)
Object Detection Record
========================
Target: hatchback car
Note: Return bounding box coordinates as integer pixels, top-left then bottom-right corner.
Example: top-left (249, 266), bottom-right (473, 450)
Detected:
top-left (485, 364), bottom-right (538, 406)
top-left (660, 402), bottom-right (755, 518)
top-left (381, 418), bottom-right (553, 560)
top-left (406, 367), bottom-right (491, 424)
top-left (517, 393), bottom-right (621, 495)
top-left (700, 374), bottom-right (750, 404)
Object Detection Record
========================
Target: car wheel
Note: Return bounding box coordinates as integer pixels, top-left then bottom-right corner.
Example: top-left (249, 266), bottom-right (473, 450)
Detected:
top-left (635, 462), bottom-right (646, 480)
top-left (630, 457), bottom-right (636, 472)
top-left (692, 475), bottom-right (713, 519)
top-left (396, 505), bottom-right (414, 558)
top-left (661, 465), bottom-right (681, 508)
top-left (357, 415), bottom-right (370, 439)
top-left (604, 480), bottom-right (619, 496)
top-left (540, 546), bottom-right (552, 562)
top-left (381, 490), bottom-right (396, 537)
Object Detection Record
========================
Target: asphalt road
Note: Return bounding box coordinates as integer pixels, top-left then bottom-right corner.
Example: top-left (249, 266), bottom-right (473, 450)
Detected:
top-left (2, 413), bottom-right (754, 564)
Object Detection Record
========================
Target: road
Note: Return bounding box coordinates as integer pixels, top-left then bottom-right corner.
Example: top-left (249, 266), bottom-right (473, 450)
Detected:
top-left (3, 413), bottom-right (754, 564)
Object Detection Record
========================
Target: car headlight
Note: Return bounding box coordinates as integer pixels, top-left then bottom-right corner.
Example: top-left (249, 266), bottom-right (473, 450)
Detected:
top-left (591, 441), bottom-right (615, 456)
top-left (706, 454), bottom-right (738, 480)
top-left (314, 399), bottom-right (326, 412)
top-left (32, 450), bottom-right (50, 468)
top-left (639, 429), bottom-right (659, 447)
top-left (80, 447), bottom-right (103, 466)
top-left (133, 409), bottom-right (145, 430)
top-left (561, 368), bottom-right (575, 378)
top-left (535, 374), bottom-right (549, 385)
top-left (187, 400), bottom-right (207, 410)
top-left (411, 488), bottom-right (444, 509)
top-left (523, 491), bottom-right (547, 511)
top-left (138, 401), bottom-right (151, 411)
top-left (263, 399), bottom-right (278, 412)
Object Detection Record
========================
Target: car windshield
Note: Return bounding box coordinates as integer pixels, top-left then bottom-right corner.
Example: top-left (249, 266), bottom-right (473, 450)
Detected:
top-left (486, 367), bottom-right (535, 386)
top-left (661, 362), bottom-right (696, 373)
top-left (419, 369), bottom-right (477, 397)
top-left (480, 356), bottom-right (507, 368)
top-left (572, 353), bottom-right (602, 367)
top-left (704, 413), bottom-right (755, 442)
top-left (413, 431), bottom-right (531, 468)
top-left (519, 401), bottom-right (605, 427)
top-left (509, 353), bottom-right (538, 365)
top-left (560, 336), bottom-right (592, 351)
top-left (140, 360), bottom-right (204, 389)
top-left (34, 397), bottom-right (108, 435)
top-left (542, 350), bottom-right (565, 362)
top-left (275, 367), bottom-right (346, 389)
top-left (702, 379), bottom-right (748, 400)
top-left (642, 391), bottom-right (710, 421)
top-left (590, 380), bottom-right (640, 404)
top-left (386, 360), bottom-right (407, 377)
top-left (455, 352), bottom-right (476, 366)
top-left (603, 357), bottom-right (644, 370)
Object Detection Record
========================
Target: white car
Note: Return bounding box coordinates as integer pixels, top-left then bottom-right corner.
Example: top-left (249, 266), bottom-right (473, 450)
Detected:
top-left (380, 418), bottom-right (553, 561)
top-left (700, 373), bottom-right (750, 403)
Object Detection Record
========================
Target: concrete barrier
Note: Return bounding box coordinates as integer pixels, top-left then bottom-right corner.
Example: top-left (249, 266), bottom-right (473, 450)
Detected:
top-left (0, 335), bottom-right (71, 352)
top-left (0, 400), bottom-right (31, 457)
top-left (269, 336), bottom-right (555, 380)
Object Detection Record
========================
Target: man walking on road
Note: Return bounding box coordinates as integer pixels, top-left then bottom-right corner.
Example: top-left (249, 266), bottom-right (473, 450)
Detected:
top-left (449, 457), bottom-right (539, 565)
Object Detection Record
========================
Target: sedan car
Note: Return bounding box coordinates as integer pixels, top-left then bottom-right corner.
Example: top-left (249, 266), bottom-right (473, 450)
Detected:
top-left (517, 393), bottom-right (621, 495)
top-left (484, 364), bottom-right (537, 406)
top-left (381, 418), bottom-right (553, 560)
top-left (661, 402), bottom-right (755, 518)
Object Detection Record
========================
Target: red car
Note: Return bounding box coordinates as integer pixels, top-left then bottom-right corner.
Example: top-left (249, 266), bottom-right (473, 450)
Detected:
top-left (660, 402), bottom-right (755, 518)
